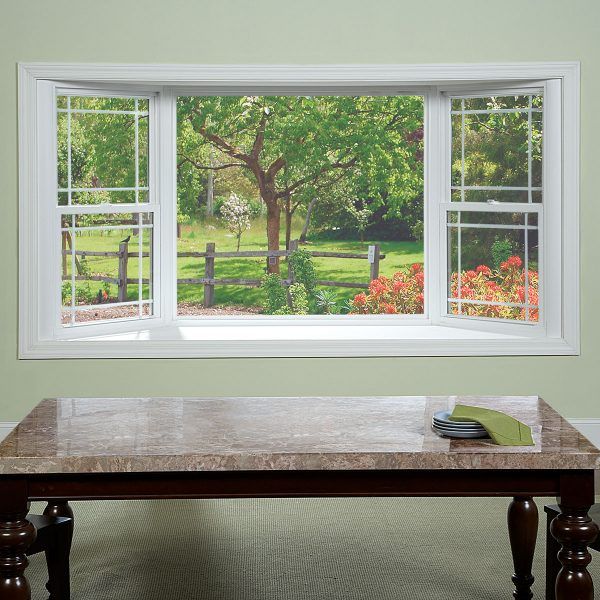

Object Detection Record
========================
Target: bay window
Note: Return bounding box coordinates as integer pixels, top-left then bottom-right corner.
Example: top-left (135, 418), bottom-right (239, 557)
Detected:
top-left (18, 64), bottom-right (579, 357)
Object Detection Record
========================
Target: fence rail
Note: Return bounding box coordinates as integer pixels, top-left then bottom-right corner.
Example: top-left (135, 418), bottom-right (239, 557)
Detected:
top-left (61, 238), bottom-right (384, 307)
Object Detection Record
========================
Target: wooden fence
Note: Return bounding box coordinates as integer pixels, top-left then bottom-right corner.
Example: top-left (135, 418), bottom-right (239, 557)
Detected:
top-left (62, 238), bottom-right (385, 308)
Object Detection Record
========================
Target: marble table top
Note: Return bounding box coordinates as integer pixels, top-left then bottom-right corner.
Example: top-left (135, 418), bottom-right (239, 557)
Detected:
top-left (0, 396), bottom-right (598, 474)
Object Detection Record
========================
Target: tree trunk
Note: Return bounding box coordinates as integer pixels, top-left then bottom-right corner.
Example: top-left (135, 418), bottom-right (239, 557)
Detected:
top-left (285, 194), bottom-right (292, 250)
top-left (206, 149), bottom-right (215, 216)
top-left (206, 172), bottom-right (214, 216)
top-left (266, 201), bottom-right (281, 274)
top-left (299, 197), bottom-right (318, 244)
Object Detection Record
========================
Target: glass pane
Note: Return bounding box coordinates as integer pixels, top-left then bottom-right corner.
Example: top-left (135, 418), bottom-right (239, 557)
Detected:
top-left (61, 213), bottom-right (154, 326)
top-left (57, 95), bottom-right (150, 201)
top-left (446, 211), bottom-right (539, 322)
top-left (57, 190), bottom-right (147, 206)
top-left (452, 95), bottom-right (541, 111)
top-left (451, 190), bottom-right (530, 203)
top-left (448, 211), bottom-right (538, 227)
top-left (176, 94), bottom-right (426, 317)
top-left (57, 112), bottom-right (68, 189)
top-left (463, 112), bottom-right (529, 187)
top-left (451, 93), bottom-right (544, 203)
top-left (71, 112), bottom-right (136, 188)
top-left (138, 114), bottom-right (149, 188)
top-left (59, 97), bottom-right (140, 111)
top-left (531, 109), bottom-right (543, 188)
top-left (451, 114), bottom-right (463, 188)
top-left (65, 304), bottom-right (152, 325)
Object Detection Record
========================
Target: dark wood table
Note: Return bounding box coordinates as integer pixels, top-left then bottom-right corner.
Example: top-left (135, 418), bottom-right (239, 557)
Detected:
top-left (0, 396), bottom-right (598, 600)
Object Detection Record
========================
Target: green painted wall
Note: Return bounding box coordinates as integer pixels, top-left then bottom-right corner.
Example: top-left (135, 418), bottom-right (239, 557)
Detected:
top-left (1, 0), bottom-right (598, 421)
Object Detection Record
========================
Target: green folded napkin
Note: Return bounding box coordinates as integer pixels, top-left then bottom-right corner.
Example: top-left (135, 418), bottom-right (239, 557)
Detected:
top-left (449, 404), bottom-right (534, 446)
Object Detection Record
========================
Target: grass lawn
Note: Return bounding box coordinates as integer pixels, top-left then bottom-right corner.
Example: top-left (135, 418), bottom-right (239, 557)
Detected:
top-left (177, 217), bottom-right (423, 308)
top-left (64, 217), bottom-right (424, 311)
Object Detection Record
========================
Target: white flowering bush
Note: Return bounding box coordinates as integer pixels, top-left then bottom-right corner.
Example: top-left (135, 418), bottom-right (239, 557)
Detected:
top-left (219, 192), bottom-right (251, 251)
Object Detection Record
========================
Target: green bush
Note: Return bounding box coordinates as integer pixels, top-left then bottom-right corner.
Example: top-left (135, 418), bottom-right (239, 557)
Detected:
top-left (289, 283), bottom-right (309, 315)
top-left (315, 289), bottom-right (338, 314)
top-left (288, 249), bottom-right (317, 296)
top-left (491, 237), bottom-right (513, 270)
top-left (261, 273), bottom-right (289, 315)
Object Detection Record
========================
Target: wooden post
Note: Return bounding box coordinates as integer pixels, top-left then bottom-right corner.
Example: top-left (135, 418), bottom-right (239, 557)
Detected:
top-left (204, 242), bottom-right (215, 307)
top-left (117, 241), bottom-right (129, 302)
top-left (369, 244), bottom-right (381, 281)
top-left (63, 229), bottom-right (82, 275)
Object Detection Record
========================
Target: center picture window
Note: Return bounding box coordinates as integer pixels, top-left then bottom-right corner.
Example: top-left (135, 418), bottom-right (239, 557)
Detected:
top-left (175, 95), bottom-right (425, 317)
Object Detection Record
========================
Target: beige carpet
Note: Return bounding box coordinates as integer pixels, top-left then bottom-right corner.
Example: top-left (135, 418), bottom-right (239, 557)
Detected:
top-left (26, 497), bottom-right (599, 600)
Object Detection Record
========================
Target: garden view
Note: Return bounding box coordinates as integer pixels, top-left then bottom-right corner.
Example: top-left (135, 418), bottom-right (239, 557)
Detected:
top-left (59, 92), bottom-right (541, 323)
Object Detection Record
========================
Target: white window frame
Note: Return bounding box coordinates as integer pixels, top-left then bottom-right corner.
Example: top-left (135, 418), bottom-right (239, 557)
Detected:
top-left (47, 84), bottom-right (161, 338)
top-left (18, 63), bottom-right (580, 358)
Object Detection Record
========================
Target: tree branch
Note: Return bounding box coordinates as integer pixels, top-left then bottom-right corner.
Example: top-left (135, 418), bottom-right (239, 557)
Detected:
top-left (189, 108), bottom-right (253, 164)
top-left (251, 112), bottom-right (268, 159)
top-left (275, 156), bottom-right (357, 199)
top-left (177, 155), bottom-right (245, 171)
top-left (266, 156), bottom-right (287, 180)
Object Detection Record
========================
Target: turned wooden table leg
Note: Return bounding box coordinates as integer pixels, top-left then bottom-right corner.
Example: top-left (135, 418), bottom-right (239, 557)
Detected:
top-left (545, 509), bottom-right (561, 600)
top-left (508, 496), bottom-right (538, 600)
top-left (44, 500), bottom-right (73, 600)
top-left (0, 479), bottom-right (36, 600)
top-left (551, 471), bottom-right (599, 600)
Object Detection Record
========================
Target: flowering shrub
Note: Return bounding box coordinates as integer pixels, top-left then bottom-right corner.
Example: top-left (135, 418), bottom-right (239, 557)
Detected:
top-left (219, 192), bottom-right (251, 251)
top-left (351, 257), bottom-right (539, 321)
top-left (351, 263), bottom-right (425, 315)
top-left (449, 255), bottom-right (539, 321)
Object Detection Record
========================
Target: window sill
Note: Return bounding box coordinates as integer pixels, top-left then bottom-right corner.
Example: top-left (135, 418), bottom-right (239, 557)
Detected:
top-left (21, 323), bottom-right (578, 358)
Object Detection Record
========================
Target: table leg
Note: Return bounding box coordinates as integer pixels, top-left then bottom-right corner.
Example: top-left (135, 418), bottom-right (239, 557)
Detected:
top-left (44, 500), bottom-right (74, 549)
top-left (545, 509), bottom-right (561, 600)
top-left (0, 479), bottom-right (36, 600)
top-left (44, 501), bottom-right (73, 600)
top-left (551, 471), bottom-right (599, 600)
top-left (508, 496), bottom-right (538, 600)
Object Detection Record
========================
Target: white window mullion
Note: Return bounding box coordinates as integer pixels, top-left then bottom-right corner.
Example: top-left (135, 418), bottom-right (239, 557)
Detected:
top-left (158, 87), bottom-right (177, 325)
top-left (542, 79), bottom-right (563, 338)
top-left (67, 96), bottom-right (72, 207)
top-left (424, 88), bottom-right (443, 325)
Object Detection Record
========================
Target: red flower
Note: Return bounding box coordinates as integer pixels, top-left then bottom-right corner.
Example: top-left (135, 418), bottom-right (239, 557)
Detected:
top-left (476, 265), bottom-right (492, 276)
top-left (507, 256), bottom-right (523, 268)
top-left (383, 303), bottom-right (397, 314)
top-left (354, 293), bottom-right (367, 306)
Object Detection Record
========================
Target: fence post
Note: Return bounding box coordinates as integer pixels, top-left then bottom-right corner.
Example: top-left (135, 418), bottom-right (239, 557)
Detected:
top-left (204, 242), bottom-right (215, 307)
top-left (118, 241), bottom-right (129, 302)
top-left (369, 244), bottom-right (381, 281)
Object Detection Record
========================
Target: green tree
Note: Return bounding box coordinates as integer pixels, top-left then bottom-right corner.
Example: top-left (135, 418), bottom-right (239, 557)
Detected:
top-left (177, 95), bottom-right (424, 272)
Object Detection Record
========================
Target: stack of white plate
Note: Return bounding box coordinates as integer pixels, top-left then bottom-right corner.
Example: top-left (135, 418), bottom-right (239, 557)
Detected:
top-left (432, 410), bottom-right (489, 439)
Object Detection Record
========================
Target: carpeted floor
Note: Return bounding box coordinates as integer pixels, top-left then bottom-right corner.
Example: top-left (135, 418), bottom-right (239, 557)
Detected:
top-left (26, 497), bottom-right (599, 600)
